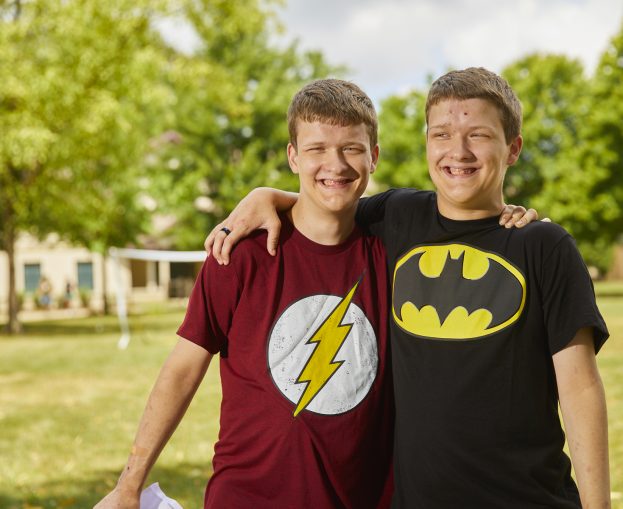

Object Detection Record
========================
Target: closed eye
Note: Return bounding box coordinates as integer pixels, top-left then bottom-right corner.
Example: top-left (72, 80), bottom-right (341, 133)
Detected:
top-left (344, 146), bottom-right (364, 153)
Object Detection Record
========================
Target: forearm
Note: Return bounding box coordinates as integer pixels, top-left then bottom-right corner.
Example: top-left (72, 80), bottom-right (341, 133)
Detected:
top-left (254, 187), bottom-right (298, 212)
top-left (560, 376), bottom-right (610, 508)
top-left (554, 328), bottom-right (610, 508)
top-left (115, 340), bottom-right (212, 494)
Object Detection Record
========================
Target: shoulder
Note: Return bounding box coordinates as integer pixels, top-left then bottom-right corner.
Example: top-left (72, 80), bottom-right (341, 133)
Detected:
top-left (515, 220), bottom-right (571, 247)
top-left (228, 230), bottom-right (274, 264)
top-left (204, 230), bottom-right (273, 281)
top-left (375, 188), bottom-right (437, 220)
top-left (382, 188), bottom-right (435, 206)
top-left (511, 221), bottom-right (584, 267)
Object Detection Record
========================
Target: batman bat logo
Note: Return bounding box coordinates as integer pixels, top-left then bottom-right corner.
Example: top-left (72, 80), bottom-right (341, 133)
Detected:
top-left (392, 244), bottom-right (526, 339)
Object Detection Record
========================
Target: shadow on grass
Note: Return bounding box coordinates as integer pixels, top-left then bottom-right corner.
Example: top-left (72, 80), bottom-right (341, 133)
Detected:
top-left (0, 462), bottom-right (211, 509)
top-left (1, 311), bottom-right (185, 340)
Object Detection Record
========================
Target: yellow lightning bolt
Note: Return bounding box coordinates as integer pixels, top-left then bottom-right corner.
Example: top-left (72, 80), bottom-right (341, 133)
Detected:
top-left (293, 278), bottom-right (362, 417)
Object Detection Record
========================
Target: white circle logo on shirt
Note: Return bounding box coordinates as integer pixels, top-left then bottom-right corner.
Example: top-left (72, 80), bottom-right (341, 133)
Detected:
top-left (267, 280), bottom-right (378, 417)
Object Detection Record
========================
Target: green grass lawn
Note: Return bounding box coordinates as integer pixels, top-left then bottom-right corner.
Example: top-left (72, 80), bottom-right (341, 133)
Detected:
top-left (0, 297), bottom-right (621, 508)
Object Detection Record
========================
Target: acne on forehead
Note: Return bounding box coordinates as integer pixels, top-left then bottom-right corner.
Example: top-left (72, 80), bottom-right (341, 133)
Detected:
top-left (446, 107), bottom-right (470, 116)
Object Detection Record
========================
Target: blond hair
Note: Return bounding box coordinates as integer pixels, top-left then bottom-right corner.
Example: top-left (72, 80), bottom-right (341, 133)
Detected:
top-left (288, 79), bottom-right (377, 149)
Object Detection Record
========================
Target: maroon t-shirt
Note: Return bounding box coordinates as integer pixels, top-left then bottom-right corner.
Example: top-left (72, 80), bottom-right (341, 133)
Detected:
top-left (178, 219), bottom-right (393, 509)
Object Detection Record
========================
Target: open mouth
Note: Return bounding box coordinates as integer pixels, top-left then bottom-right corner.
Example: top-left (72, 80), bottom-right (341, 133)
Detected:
top-left (319, 178), bottom-right (354, 188)
top-left (443, 166), bottom-right (477, 176)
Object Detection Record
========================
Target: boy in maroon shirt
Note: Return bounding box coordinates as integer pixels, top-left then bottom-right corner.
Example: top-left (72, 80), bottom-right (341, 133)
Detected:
top-left (96, 79), bottom-right (394, 509)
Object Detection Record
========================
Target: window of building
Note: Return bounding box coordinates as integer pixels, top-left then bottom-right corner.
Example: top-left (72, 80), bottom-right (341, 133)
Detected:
top-left (77, 262), bottom-right (94, 290)
top-left (130, 259), bottom-right (147, 287)
top-left (24, 263), bottom-right (41, 293)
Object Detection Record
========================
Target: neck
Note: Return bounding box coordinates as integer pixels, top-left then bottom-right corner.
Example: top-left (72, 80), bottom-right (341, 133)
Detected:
top-left (436, 196), bottom-right (505, 221)
top-left (289, 204), bottom-right (356, 245)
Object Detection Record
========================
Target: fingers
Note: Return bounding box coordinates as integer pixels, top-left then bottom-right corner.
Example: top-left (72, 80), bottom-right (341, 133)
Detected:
top-left (513, 207), bottom-right (539, 228)
top-left (499, 204), bottom-right (524, 228)
top-left (265, 218), bottom-right (282, 256)
top-left (207, 212), bottom-right (284, 264)
top-left (210, 227), bottom-right (228, 264)
top-left (204, 225), bottom-right (222, 256)
top-left (209, 219), bottom-right (255, 265)
top-left (217, 227), bottom-right (249, 265)
top-left (499, 205), bottom-right (539, 229)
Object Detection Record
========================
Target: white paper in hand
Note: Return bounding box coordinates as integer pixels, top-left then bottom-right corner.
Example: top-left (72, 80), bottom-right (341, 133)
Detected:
top-left (139, 482), bottom-right (183, 509)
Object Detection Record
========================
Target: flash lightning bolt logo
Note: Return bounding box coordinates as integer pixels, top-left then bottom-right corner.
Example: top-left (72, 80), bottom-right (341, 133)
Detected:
top-left (292, 278), bottom-right (362, 417)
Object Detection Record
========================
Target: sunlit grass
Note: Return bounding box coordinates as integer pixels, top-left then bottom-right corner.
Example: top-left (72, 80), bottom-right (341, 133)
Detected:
top-left (0, 307), bottom-right (221, 508)
top-left (0, 297), bottom-right (621, 508)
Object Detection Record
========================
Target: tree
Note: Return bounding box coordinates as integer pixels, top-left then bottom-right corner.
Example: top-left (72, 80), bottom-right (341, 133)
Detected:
top-left (146, 1), bottom-right (338, 249)
top-left (574, 23), bottom-right (623, 270)
top-left (503, 49), bottom-right (623, 272)
top-left (502, 54), bottom-right (587, 206)
top-left (0, 0), bottom-right (171, 331)
top-left (374, 89), bottom-right (429, 191)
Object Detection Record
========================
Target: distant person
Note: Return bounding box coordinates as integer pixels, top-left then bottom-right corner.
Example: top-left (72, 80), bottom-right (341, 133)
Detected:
top-left (36, 276), bottom-right (52, 309)
top-left (206, 68), bottom-right (610, 508)
top-left (63, 281), bottom-right (74, 308)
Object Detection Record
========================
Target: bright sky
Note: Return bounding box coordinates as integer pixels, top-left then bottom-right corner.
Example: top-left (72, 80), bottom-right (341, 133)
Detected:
top-left (159, 0), bottom-right (623, 104)
top-left (275, 0), bottom-right (623, 103)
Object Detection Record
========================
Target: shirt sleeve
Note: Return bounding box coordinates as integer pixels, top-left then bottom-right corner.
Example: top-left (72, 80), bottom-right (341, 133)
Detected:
top-left (355, 189), bottom-right (398, 239)
top-left (177, 255), bottom-right (241, 355)
top-left (541, 234), bottom-right (609, 355)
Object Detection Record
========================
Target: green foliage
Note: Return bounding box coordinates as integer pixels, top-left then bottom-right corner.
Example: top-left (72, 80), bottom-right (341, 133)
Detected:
top-left (503, 52), bottom-right (622, 272)
top-left (0, 0), bottom-right (172, 250)
top-left (502, 54), bottom-right (587, 205)
top-left (375, 90), bottom-right (430, 190)
top-left (146, 1), bottom-right (339, 249)
top-left (574, 23), bottom-right (623, 268)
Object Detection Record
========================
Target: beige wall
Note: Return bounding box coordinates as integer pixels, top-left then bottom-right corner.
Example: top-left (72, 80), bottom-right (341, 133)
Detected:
top-left (0, 234), bottom-right (170, 317)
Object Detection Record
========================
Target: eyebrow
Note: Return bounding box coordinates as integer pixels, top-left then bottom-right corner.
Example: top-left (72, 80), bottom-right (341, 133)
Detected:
top-left (300, 140), bottom-right (367, 148)
top-left (428, 124), bottom-right (495, 131)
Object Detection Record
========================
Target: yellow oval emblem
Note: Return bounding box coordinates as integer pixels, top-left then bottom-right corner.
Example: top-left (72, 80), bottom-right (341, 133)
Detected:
top-left (393, 244), bottom-right (526, 339)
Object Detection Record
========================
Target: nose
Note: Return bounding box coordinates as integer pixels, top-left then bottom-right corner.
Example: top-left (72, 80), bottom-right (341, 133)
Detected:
top-left (449, 136), bottom-right (475, 161)
top-left (323, 148), bottom-right (350, 171)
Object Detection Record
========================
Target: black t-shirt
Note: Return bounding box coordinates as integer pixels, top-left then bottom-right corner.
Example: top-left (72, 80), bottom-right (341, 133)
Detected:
top-left (356, 188), bottom-right (609, 509)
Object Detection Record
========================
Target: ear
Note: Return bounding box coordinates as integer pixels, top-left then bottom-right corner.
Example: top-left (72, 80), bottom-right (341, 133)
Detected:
top-left (370, 144), bottom-right (380, 174)
top-left (287, 143), bottom-right (299, 174)
top-left (506, 135), bottom-right (523, 166)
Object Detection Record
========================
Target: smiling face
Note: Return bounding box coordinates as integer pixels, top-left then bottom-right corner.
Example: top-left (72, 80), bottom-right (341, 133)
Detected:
top-left (288, 120), bottom-right (379, 219)
top-left (426, 98), bottom-right (522, 220)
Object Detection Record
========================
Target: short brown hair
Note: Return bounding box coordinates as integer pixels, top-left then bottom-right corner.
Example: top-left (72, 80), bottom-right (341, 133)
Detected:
top-left (288, 79), bottom-right (378, 149)
top-left (425, 67), bottom-right (522, 143)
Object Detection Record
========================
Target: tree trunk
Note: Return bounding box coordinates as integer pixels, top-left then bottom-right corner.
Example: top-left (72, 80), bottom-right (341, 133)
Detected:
top-left (3, 214), bottom-right (21, 334)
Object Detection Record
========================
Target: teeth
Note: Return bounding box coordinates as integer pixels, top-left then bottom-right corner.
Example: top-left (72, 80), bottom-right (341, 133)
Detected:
top-left (447, 167), bottom-right (475, 175)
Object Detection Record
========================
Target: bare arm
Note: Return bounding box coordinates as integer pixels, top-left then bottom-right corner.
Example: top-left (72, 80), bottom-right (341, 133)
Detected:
top-left (205, 187), bottom-right (298, 265)
top-left (553, 327), bottom-right (610, 509)
top-left (204, 186), bottom-right (538, 265)
top-left (94, 339), bottom-right (213, 509)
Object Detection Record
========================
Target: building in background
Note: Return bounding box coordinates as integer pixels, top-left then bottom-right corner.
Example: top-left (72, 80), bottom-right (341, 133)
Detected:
top-left (0, 233), bottom-right (203, 320)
